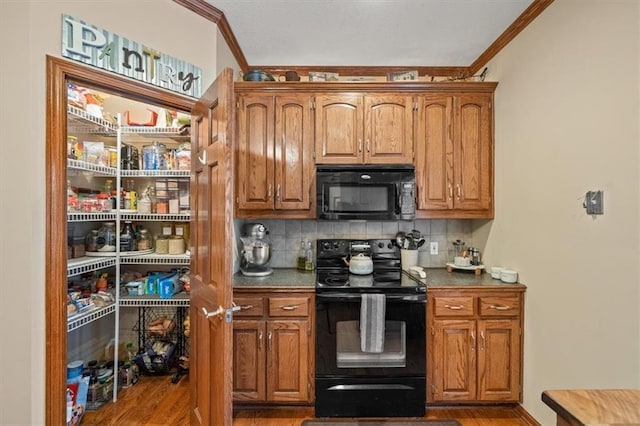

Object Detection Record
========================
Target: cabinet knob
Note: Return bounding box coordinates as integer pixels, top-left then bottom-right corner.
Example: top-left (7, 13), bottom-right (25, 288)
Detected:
top-left (358, 139), bottom-right (363, 153)
top-left (280, 305), bottom-right (299, 311)
top-left (470, 331), bottom-right (476, 351)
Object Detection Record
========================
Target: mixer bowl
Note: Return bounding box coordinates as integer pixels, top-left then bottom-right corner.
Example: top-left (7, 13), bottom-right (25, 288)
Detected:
top-left (250, 244), bottom-right (271, 265)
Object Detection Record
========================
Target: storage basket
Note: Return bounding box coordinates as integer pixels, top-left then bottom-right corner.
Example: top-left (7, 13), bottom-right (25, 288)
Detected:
top-left (85, 376), bottom-right (114, 410)
top-left (132, 340), bottom-right (176, 374)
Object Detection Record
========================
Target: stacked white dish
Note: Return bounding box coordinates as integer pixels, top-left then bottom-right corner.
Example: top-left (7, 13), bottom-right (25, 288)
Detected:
top-left (490, 266), bottom-right (518, 283)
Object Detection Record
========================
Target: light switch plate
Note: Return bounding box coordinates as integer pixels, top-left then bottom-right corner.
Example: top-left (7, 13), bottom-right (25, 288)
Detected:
top-left (585, 190), bottom-right (604, 215)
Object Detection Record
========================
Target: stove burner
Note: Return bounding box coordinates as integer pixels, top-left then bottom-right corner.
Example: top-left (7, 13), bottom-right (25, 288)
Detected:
top-left (323, 272), bottom-right (349, 286)
top-left (317, 270), bottom-right (402, 287)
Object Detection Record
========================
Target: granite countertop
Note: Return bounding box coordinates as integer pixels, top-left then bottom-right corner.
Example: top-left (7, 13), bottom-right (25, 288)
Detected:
top-left (233, 268), bottom-right (316, 289)
top-left (233, 267), bottom-right (525, 290)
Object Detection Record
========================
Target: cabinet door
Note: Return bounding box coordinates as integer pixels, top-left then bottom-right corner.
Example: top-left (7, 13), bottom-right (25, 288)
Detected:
top-left (314, 95), bottom-right (364, 164)
top-left (266, 320), bottom-right (311, 402)
top-left (233, 320), bottom-right (267, 402)
top-left (477, 319), bottom-right (520, 402)
top-left (364, 95), bottom-right (414, 164)
top-left (415, 96), bottom-right (454, 210)
top-left (237, 94), bottom-right (275, 210)
top-left (431, 319), bottom-right (476, 402)
top-left (274, 95), bottom-right (314, 210)
top-left (453, 94), bottom-right (492, 210)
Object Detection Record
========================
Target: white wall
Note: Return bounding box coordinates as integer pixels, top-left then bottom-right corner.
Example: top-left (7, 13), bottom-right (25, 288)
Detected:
top-left (0, 1), bottom-right (220, 424)
top-left (483, 0), bottom-right (640, 423)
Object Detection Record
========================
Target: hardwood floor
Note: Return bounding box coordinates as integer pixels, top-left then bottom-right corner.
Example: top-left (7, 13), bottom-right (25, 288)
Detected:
top-left (81, 375), bottom-right (539, 426)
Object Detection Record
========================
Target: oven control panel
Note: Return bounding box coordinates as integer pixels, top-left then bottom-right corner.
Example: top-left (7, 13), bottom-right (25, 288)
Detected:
top-left (317, 239), bottom-right (397, 258)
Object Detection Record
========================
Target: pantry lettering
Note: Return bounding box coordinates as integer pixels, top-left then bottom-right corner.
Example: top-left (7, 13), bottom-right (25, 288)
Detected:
top-left (62, 15), bottom-right (201, 97)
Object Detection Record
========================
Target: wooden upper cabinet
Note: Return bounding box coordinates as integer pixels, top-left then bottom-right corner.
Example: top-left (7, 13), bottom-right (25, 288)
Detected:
top-left (415, 95), bottom-right (454, 210)
top-left (315, 94), bottom-right (413, 164)
top-left (314, 94), bottom-right (363, 163)
top-left (455, 94), bottom-right (492, 211)
top-left (364, 95), bottom-right (414, 163)
top-left (236, 93), bottom-right (314, 216)
top-left (275, 95), bottom-right (314, 210)
top-left (415, 93), bottom-right (493, 218)
top-left (237, 94), bottom-right (274, 210)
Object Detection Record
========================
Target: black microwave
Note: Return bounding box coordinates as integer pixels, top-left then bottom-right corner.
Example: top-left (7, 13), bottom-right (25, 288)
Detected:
top-left (316, 164), bottom-right (416, 221)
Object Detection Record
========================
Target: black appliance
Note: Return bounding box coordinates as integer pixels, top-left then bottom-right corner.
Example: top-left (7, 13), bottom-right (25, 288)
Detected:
top-left (315, 239), bottom-right (426, 418)
top-left (316, 165), bottom-right (416, 221)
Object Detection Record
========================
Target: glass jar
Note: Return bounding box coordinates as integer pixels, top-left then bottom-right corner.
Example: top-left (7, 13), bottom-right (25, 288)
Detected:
top-left (168, 235), bottom-right (185, 255)
top-left (96, 223), bottom-right (116, 252)
top-left (120, 221), bottom-right (137, 252)
top-left (137, 228), bottom-right (153, 251)
top-left (85, 230), bottom-right (100, 252)
top-left (155, 236), bottom-right (169, 254)
top-left (142, 141), bottom-right (167, 170)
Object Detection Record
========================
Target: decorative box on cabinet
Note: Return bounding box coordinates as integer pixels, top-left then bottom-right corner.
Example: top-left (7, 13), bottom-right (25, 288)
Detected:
top-left (314, 94), bottom-right (414, 164)
top-left (427, 288), bottom-right (524, 404)
top-left (415, 90), bottom-right (494, 218)
top-left (232, 291), bottom-right (314, 404)
top-left (235, 93), bottom-right (315, 218)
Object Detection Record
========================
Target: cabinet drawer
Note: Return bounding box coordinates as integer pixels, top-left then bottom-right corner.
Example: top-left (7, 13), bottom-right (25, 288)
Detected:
top-left (479, 295), bottom-right (521, 317)
top-left (268, 297), bottom-right (309, 317)
top-left (433, 296), bottom-right (475, 317)
top-left (233, 296), bottom-right (265, 317)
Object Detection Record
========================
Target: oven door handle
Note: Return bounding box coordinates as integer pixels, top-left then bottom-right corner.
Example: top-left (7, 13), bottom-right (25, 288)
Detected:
top-left (316, 292), bottom-right (426, 303)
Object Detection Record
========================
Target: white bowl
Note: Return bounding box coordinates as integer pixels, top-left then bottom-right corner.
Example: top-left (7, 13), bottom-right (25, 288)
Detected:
top-left (490, 266), bottom-right (504, 279)
top-left (500, 269), bottom-right (518, 283)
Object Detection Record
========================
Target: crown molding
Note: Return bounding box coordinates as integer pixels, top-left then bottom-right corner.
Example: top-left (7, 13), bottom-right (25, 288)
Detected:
top-left (173, 0), bottom-right (248, 71)
top-left (469, 0), bottom-right (555, 74)
top-left (175, 0), bottom-right (555, 78)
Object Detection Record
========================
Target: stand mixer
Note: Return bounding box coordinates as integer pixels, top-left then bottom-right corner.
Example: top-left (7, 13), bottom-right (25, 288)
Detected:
top-left (239, 223), bottom-right (273, 277)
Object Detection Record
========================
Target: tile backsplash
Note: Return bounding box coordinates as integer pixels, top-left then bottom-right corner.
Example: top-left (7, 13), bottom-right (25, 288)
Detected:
top-left (235, 219), bottom-right (479, 269)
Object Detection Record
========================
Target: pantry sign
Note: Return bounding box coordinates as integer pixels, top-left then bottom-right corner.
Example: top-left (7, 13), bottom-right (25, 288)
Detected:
top-left (62, 15), bottom-right (202, 98)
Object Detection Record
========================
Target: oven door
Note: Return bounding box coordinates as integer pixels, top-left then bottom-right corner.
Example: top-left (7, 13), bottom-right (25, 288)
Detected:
top-left (316, 291), bottom-right (426, 377)
top-left (315, 291), bottom-right (426, 417)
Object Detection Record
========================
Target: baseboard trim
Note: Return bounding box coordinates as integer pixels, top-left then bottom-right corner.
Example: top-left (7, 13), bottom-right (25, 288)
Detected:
top-left (514, 404), bottom-right (541, 426)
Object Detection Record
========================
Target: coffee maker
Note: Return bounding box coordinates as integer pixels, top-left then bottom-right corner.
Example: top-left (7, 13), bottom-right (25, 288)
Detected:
top-left (239, 223), bottom-right (273, 277)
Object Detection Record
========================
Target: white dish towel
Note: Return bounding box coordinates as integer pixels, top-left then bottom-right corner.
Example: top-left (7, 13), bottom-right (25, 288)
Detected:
top-left (360, 293), bottom-right (386, 353)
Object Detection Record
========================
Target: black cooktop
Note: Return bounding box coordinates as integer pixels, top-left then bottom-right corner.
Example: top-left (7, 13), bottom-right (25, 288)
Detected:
top-left (315, 239), bottom-right (425, 293)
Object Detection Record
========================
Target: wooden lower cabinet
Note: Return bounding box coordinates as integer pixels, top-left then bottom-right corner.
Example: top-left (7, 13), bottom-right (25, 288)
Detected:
top-left (427, 288), bottom-right (524, 404)
top-left (232, 291), bottom-right (314, 404)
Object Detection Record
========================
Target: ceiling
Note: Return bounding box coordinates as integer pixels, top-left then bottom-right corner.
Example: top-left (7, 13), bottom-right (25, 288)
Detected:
top-left (202, 0), bottom-right (547, 76)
